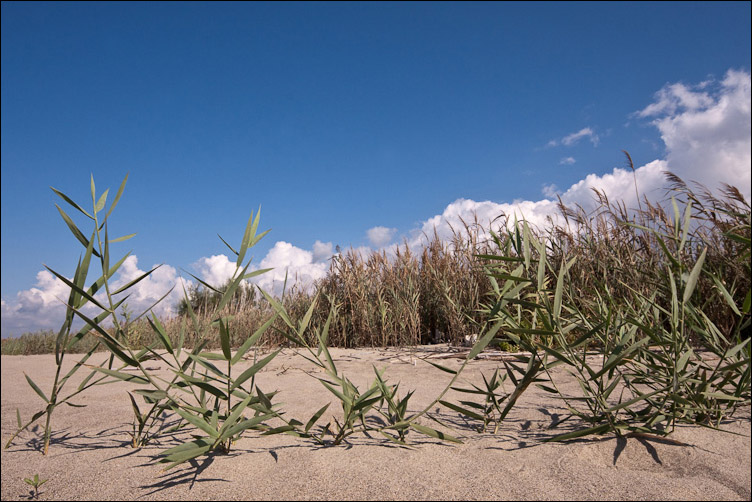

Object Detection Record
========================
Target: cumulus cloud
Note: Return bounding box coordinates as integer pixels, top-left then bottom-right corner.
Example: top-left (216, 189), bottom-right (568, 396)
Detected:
top-left (638, 69), bottom-right (751, 200)
top-left (542, 184), bottom-right (560, 198)
top-left (412, 158), bottom-right (669, 247)
top-left (312, 240), bottom-right (334, 263)
top-left (252, 241), bottom-right (330, 296)
top-left (559, 157), bottom-right (576, 165)
top-left (637, 81), bottom-right (714, 118)
top-left (415, 69), bottom-right (749, 244)
top-left (366, 226), bottom-right (397, 247)
top-left (548, 127), bottom-right (600, 148)
top-left (1, 256), bottom-right (189, 337)
top-left (193, 254), bottom-right (238, 287)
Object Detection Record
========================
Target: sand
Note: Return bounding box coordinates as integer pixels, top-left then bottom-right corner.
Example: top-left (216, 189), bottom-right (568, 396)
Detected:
top-left (2, 347), bottom-right (750, 500)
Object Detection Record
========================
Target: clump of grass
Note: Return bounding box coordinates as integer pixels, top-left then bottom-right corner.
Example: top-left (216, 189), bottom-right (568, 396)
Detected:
top-left (90, 208), bottom-right (289, 467)
top-left (448, 171), bottom-right (751, 441)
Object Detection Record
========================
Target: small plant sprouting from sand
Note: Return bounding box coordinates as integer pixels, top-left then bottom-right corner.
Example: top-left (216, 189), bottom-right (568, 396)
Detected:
top-left (23, 474), bottom-right (48, 500)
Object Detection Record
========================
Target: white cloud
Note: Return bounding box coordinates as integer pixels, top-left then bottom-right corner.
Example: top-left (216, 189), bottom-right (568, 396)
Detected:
top-left (542, 184), bottom-right (559, 198)
top-left (639, 69), bottom-right (751, 200)
top-left (1, 256), bottom-right (190, 337)
top-left (415, 69), bottom-right (750, 246)
top-left (109, 256), bottom-right (189, 320)
top-left (193, 254), bottom-right (238, 287)
top-left (190, 242), bottom-right (333, 297)
top-left (252, 241), bottom-right (330, 296)
top-left (548, 127), bottom-right (600, 148)
top-left (312, 240), bottom-right (334, 263)
top-left (366, 226), bottom-right (397, 247)
top-left (637, 82), bottom-right (714, 118)
top-left (563, 127), bottom-right (599, 146)
top-left (559, 157), bottom-right (576, 165)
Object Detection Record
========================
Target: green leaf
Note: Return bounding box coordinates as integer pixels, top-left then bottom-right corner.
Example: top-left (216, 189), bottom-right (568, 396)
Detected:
top-left (111, 265), bottom-right (162, 296)
top-left (127, 392), bottom-right (144, 425)
top-left (544, 423), bottom-right (612, 442)
top-left (297, 294), bottom-right (319, 338)
top-left (305, 403), bottom-right (331, 432)
top-left (678, 201), bottom-right (693, 253)
top-left (159, 438), bottom-right (213, 470)
top-left (422, 359), bottom-right (457, 375)
top-left (701, 391), bottom-right (744, 401)
top-left (105, 173), bottom-right (128, 218)
top-left (218, 233), bottom-right (239, 256)
top-left (410, 423), bottom-right (462, 443)
top-left (554, 257), bottom-right (575, 320)
top-left (90, 173), bottom-right (96, 210)
top-left (379, 430), bottom-right (412, 447)
top-left (43, 265), bottom-right (110, 313)
top-left (683, 247), bottom-right (707, 304)
top-left (90, 367), bottom-right (150, 384)
top-left (506, 328), bottom-right (557, 336)
top-left (110, 233), bottom-right (136, 243)
top-left (488, 273), bottom-right (533, 283)
top-left (69, 307), bottom-right (139, 367)
top-left (232, 350), bottom-right (280, 390)
top-left (95, 189), bottom-right (109, 213)
top-left (468, 320), bottom-right (504, 360)
top-left (474, 254), bottom-right (524, 262)
top-left (219, 318), bottom-right (232, 360)
top-left (236, 211), bottom-right (255, 268)
top-left (241, 268), bottom-right (273, 280)
top-left (133, 389), bottom-right (169, 403)
top-left (261, 425), bottom-right (302, 436)
top-left (232, 315), bottom-right (276, 364)
top-left (24, 373), bottom-right (49, 403)
top-left (320, 379), bottom-right (350, 405)
top-left (439, 400), bottom-right (485, 421)
top-left (655, 234), bottom-right (681, 270)
top-left (222, 413), bottom-right (275, 438)
top-left (249, 228), bottom-right (271, 248)
top-left (51, 186), bottom-right (93, 219)
top-left (537, 251), bottom-right (547, 291)
top-left (147, 313), bottom-right (173, 352)
top-left (175, 373), bottom-right (227, 400)
top-left (186, 352), bottom-right (227, 379)
top-left (259, 288), bottom-right (294, 329)
top-left (171, 407), bottom-right (219, 438)
top-left (318, 333), bottom-right (337, 375)
top-left (218, 395), bottom-right (253, 440)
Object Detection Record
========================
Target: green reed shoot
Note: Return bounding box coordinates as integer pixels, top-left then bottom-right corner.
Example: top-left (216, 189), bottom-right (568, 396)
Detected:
top-left (5, 174), bottom-right (163, 455)
top-left (91, 207), bottom-right (286, 467)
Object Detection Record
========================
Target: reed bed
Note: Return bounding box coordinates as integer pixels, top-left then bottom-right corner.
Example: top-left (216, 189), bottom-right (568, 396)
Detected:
top-left (3, 172), bottom-right (749, 355)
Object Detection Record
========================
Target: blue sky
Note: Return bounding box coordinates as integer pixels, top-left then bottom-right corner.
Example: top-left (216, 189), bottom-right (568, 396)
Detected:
top-left (2, 2), bottom-right (751, 336)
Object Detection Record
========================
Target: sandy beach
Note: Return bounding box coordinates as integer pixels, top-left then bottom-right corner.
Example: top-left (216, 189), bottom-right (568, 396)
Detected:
top-left (2, 347), bottom-right (750, 501)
